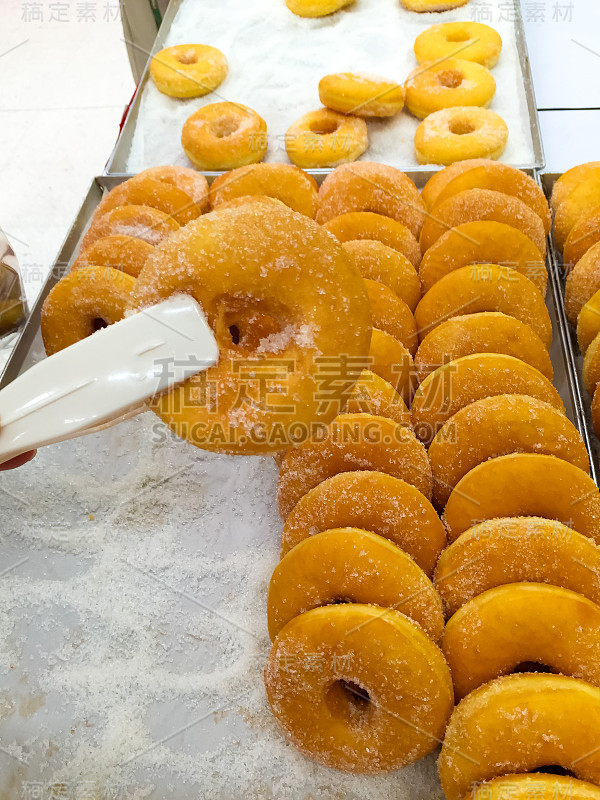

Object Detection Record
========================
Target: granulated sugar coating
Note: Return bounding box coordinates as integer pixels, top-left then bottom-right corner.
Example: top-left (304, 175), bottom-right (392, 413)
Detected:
top-left (0, 410), bottom-right (444, 797)
top-left (124, 0), bottom-right (535, 172)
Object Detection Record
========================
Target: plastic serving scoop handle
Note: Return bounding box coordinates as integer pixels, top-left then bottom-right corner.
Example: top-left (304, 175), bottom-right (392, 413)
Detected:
top-left (0, 295), bottom-right (219, 464)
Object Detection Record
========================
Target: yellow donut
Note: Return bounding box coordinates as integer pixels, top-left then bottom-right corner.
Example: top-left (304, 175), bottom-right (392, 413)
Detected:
top-left (594, 384), bottom-right (600, 440)
top-left (342, 240), bottom-right (421, 311)
top-left (466, 774), bottom-right (600, 800)
top-left (324, 212), bottom-right (422, 268)
top-left (411, 354), bottom-right (564, 446)
top-left (583, 331), bottom-right (600, 396)
top-left (578, 289), bottom-right (600, 353)
top-left (369, 328), bottom-right (416, 403)
top-left (80, 205), bottom-right (180, 251)
top-left (414, 22), bottom-right (503, 68)
top-left (319, 72), bottom-right (405, 118)
top-left (343, 369), bottom-right (411, 426)
top-left (285, 109), bottom-right (368, 169)
top-left (365, 280), bottom-right (417, 356)
top-left (277, 413), bottom-right (432, 518)
top-left (439, 674), bottom-right (600, 800)
top-left (551, 161), bottom-right (600, 211)
top-left (280, 470), bottom-right (447, 574)
top-left (565, 208), bottom-right (600, 266)
top-left (435, 516), bottom-right (600, 617)
top-left (415, 107), bottom-right (508, 166)
top-left (72, 235), bottom-right (154, 278)
top-left (405, 59), bottom-right (496, 120)
top-left (442, 583), bottom-right (600, 700)
top-left (565, 241), bottom-right (600, 326)
top-left (429, 394), bottom-right (589, 509)
top-left (442, 454), bottom-right (600, 544)
top-left (286, 0), bottom-right (354, 17)
top-left (181, 102), bottom-right (268, 170)
top-left (554, 173), bottom-right (600, 250)
top-left (149, 44), bottom-right (228, 98)
top-left (401, 0), bottom-right (468, 10)
top-left (267, 528), bottom-right (444, 641)
top-left (265, 604), bottom-right (454, 773)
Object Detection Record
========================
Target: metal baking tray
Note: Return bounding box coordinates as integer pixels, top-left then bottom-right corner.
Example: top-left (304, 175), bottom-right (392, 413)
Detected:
top-left (103, 0), bottom-right (544, 176)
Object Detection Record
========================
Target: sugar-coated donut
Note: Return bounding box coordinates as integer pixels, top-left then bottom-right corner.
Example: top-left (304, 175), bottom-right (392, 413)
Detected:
top-left (343, 240), bottom-right (421, 311)
top-left (414, 22), bottom-right (503, 68)
top-left (141, 165), bottom-right (210, 212)
top-left (565, 241), bottom-right (600, 326)
top-left (429, 394), bottom-right (589, 508)
top-left (265, 604), bottom-right (454, 773)
top-left (365, 279), bottom-right (417, 356)
top-left (405, 59), bottom-right (496, 120)
top-left (128, 203), bottom-right (372, 455)
top-left (81, 205), bottom-right (180, 251)
top-left (344, 370), bottom-right (411, 426)
top-left (41, 267), bottom-right (136, 355)
top-left (72, 235), bottom-right (154, 278)
top-left (439, 674), bottom-right (600, 800)
top-left (182, 102), bottom-right (268, 170)
top-left (554, 173), bottom-right (600, 250)
top-left (551, 161), bottom-right (600, 211)
top-left (277, 413), bottom-right (432, 518)
top-left (578, 289), bottom-right (600, 353)
top-left (285, 109), bottom-right (368, 169)
top-left (594, 383), bottom-right (600, 440)
top-left (583, 331), bottom-right (600, 396)
top-left (415, 107), bottom-right (508, 166)
top-left (209, 164), bottom-right (319, 217)
top-left (466, 774), bottom-right (600, 800)
top-left (565, 208), bottom-right (600, 267)
top-left (442, 583), bottom-right (600, 700)
top-left (414, 312), bottom-right (553, 382)
top-left (369, 328), bottom-right (416, 402)
top-left (401, 0), bottom-right (468, 10)
top-left (443, 454), bottom-right (600, 544)
top-left (421, 189), bottom-right (546, 255)
top-left (418, 220), bottom-right (546, 295)
top-left (286, 0), bottom-right (354, 17)
top-left (316, 162), bottom-right (426, 237)
top-left (267, 528), bottom-right (444, 641)
top-left (280, 470), bottom-right (446, 574)
top-left (423, 160), bottom-right (551, 233)
top-left (414, 264), bottom-right (552, 347)
top-left (319, 72), bottom-right (405, 118)
top-left (149, 44), bottom-right (228, 98)
top-left (435, 516), bottom-right (600, 617)
top-left (411, 354), bottom-right (564, 446)
top-left (324, 212), bottom-right (421, 268)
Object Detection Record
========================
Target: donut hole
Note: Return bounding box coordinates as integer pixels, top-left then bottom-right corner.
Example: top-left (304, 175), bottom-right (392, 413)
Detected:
top-left (309, 118), bottom-right (340, 136)
top-left (216, 300), bottom-right (286, 353)
top-left (448, 118), bottom-right (476, 136)
top-left (445, 30), bottom-right (472, 43)
top-left (176, 50), bottom-right (198, 65)
top-left (326, 679), bottom-right (373, 725)
top-left (532, 766), bottom-right (576, 778)
top-left (92, 317), bottom-right (108, 332)
top-left (513, 662), bottom-right (556, 674)
top-left (437, 70), bottom-right (464, 89)
top-left (331, 596), bottom-right (355, 605)
top-left (229, 324), bottom-right (241, 345)
top-left (209, 116), bottom-right (240, 139)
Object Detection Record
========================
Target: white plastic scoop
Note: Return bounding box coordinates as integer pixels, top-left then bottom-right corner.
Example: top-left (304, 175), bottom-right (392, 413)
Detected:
top-left (0, 295), bottom-right (219, 464)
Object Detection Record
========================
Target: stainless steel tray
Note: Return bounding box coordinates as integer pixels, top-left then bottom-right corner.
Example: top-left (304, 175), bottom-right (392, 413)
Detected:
top-left (104, 0), bottom-right (544, 176)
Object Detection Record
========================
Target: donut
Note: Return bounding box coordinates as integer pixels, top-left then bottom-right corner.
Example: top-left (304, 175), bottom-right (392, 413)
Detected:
top-left (209, 164), bottom-right (319, 218)
top-left (149, 44), bottom-right (228, 98)
top-left (411, 354), bottom-right (565, 446)
top-left (324, 212), bottom-right (421, 268)
top-left (285, 109), bottom-right (368, 169)
top-left (442, 454), bottom-right (600, 544)
top-left (435, 516), bottom-right (600, 617)
top-left (565, 208), bottom-right (600, 267)
top-left (565, 241), bottom-right (600, 325)
top-left (439, 674), bottom-right (600, 800)
top-left (400, 0), bottom-right (468, 10)
top-left (429, 395), bottom-right (589, 508)
top-left (551, 162), bottom-right (600, 211)
top-left (41, 267), bottom-right (136, 355)
top-left (414, 312), bottom-right (553, 382)
top-left (344, 370), bottom-right (411, 426)
top-left (414, 264), bottom-right (552, 347)
top-left (578, 289), bottom-right (600, 353)
top-left (286, 0), bottom-right (354, 17)
top-left (342, 240), bottom-right (421, 311)
top-left (365, 279), bottom-right (418, 356)
top-left (277, 413), bottom-right (432, 518)
top-left (594, 384), bottom-right (600, 439)
top-left (554, 173), bottom-right (600, 250)
top-left (583, 331), bottom-right (600, 396)
top-left (128, 202), bottom-right (372, 455)
top-left (267, 528), bottom-right (444, 641)
top-left (72, 235), bottom-right (154, 278)
top-left (94, 170), bottom-right (207, 225)
top-left (280, 470), bottom-right (446, 574)
top-left (264, 604), bottom-right (454, 773)
top-left (316, 163), bottom-right (426, 237)
top-left (215, 195), bottom-right (288, 213)
top-left (80, 205), bottom-right (180, 251)
top-left (369, 328), bottom-right (416, 403)
top-left (420, 189), bottom-right (547, 255)
top-left (421, 160), bottom-right (551, 233)
top-left (414, 107), bottom-right (508, 166)
top-left (181, 102), bottom-right (268, 170)
top-left (442, 583), bottom-right (600, 700)
top-left (404, 59), bottom-right (496, 120)
top-left (414, 22), bottom-right (503, 69)
top-left (418, 220), bottom-right (546, 295)
top-left (318, 72), bottom-right (405, 118)
top-left (466, 774), bottom-right (600, 800)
